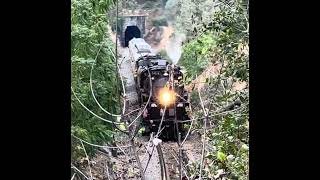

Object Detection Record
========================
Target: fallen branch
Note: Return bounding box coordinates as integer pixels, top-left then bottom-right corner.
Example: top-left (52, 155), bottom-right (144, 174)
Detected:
top-left (198, 89), bottom-right (208, 180)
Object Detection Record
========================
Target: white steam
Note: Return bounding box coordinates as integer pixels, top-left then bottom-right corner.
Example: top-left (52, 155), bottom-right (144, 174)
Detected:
top-left (165, 32), bottom-right (186, 64)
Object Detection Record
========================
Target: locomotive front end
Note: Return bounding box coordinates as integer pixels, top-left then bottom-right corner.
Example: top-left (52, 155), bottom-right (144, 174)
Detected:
top-left (144, 64), bottom-right (189, 123)
top-left (128, 37), bottom-right (190, 139)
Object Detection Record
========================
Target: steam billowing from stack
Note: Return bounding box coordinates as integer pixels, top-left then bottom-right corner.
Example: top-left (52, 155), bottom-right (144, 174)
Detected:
top-left (165, 32), bottom-right (186, 64)
top-left (162, 0), bottom-right (186, 64)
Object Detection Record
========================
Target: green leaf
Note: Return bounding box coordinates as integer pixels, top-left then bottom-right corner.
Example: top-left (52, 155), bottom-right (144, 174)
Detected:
top-left (119, 123), bottom-right (126, 131)
top-left (138, 127), bottom-right (145, 134)
top-left (241, 144), bottom-right (249, 151)
top-left (127, 167), bottom-right (135, 178)
top-left (217, 151), bottom-right (227, 162)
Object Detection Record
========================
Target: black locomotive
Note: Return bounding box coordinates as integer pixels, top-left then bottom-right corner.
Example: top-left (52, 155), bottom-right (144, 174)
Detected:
top-left (128, 38), bottom-right (190, 138)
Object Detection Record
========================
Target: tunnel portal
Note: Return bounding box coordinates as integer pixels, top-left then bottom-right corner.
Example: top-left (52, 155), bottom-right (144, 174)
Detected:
top-left (124, 26), bottom-right (141, 47)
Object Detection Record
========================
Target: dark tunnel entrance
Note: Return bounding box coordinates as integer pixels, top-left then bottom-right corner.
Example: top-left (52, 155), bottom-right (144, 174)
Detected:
top-left (124, 26), bottom-right (141, 47)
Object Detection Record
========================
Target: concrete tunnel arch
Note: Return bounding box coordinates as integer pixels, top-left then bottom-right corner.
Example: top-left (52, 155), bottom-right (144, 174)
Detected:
top-left (119, 15), bottom-right (146, 47)
top-left (124, 26), bottom-right (141, 47)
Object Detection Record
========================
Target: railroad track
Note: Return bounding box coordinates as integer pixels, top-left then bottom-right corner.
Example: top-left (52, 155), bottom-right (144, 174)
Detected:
top-left (119, 47), bottom-right (163, 180)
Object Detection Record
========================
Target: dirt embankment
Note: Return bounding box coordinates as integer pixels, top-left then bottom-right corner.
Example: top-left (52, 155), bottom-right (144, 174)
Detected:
top-left (186, 63), bottom-right (247, 92)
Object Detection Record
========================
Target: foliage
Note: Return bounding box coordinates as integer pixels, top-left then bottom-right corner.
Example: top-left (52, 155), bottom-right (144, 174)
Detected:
top-left (176, 0), bottom-right (249, 179)
top-left (143, 1), bottom-right (158, 9)
top-left (164, 0), bottom-right (179, 22)
top-left (122, 0), bottom-right (139, 9)
top-left (111, 16), bottom-right (124, 34)
top-left (178, 33), bottom-right (217, 83)
top-left (165, 0), bottom-right (217, 36)
top-left (71, 0), bottom-right (119, 162)
top-left (152, 16), bottom-right (168, 27)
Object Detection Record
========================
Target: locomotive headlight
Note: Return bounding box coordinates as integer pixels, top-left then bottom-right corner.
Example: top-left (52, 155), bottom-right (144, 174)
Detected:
top-left (162, 92), bottom-right (170, 102)
top-left (159, 88), bottom-right (175, 106)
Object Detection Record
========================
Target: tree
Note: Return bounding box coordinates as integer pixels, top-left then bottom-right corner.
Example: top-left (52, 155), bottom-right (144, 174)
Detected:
top-left (71, 0), bottom-right (119, 162)
top-left (177, 0), bottom-right (249, 179)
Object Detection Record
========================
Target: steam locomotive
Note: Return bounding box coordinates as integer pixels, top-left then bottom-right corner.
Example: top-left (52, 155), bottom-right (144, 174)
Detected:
top-left (128, 38), bottom-right (190, 137)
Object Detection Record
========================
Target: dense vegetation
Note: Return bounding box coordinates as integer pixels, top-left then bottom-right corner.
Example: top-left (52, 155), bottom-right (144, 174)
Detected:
top-left (71, 0), bottom-right (119, 162)
top-left (152, 16), bottom-right (168, 27)
top-left (172, 0), bottom-right (249, 179)
top-left (71, 0), bottom-right (249, 179)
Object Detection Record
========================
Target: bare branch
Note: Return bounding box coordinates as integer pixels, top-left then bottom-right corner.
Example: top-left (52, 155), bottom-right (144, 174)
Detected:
top-left (89, 45), bottom-right (123, 117)
top-left (143, 145), bottom-right (156, 173)
top-left (72, 134), bottom-right (131, 149)
top-left (130, 138), bottom-right (145, 180)
top-left (71, 164), bottom-right (90, 180)
top-left (198, 89), bottom-right (208, 180)
top-left (180, 102), bottom-right (194, 147)
top-left (71, 86), bottom-right (122, 125)
top-left (127, 68), bottom-right (153, 128)
top-left (155, 105), bottom-right (167, 138)
top-left (71, 173), bottom-right (76, 180)
top-left (106, 163), bottom-right (110, 180)
top-left (171, 150), bottom-right (190, 180)
top-left (80, 140), bottom-right (94, 180)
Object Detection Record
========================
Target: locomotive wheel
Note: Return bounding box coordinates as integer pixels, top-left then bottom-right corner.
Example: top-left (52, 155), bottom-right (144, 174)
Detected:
top-left (160, 123), bottom-right (175, 141)
top-left (161, 125), bottom-right (172, 140)
top-left (173, 123), bottom-right (178, 141)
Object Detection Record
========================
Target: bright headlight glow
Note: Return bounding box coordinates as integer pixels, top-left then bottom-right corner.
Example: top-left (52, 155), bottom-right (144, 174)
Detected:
top-left (163, 92), bottom-right (170, 102)
top-left (159, 88), bottom-right (175, 105)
